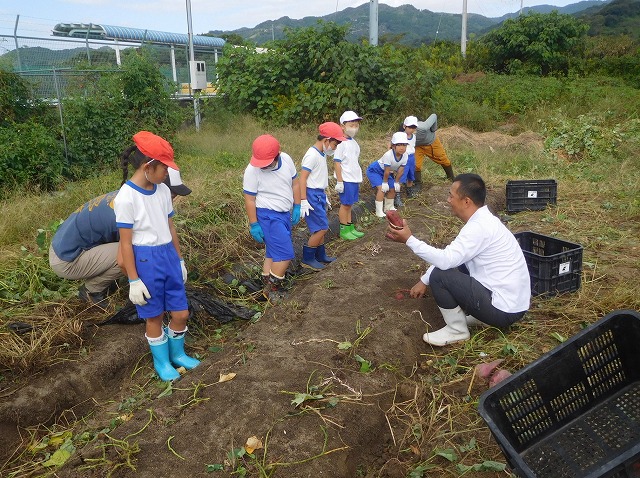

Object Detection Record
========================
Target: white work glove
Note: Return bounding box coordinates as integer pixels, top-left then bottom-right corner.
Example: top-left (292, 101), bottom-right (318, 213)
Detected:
top-left (129, 278), bottom-right (151, 306)
top-left (335, 181), bottom-right (344, 193)
top-left (180, 259), bottom-right (187, 283)
top-left (381, 183), bottom-right (390, 193)
top-left (300, 199), bottom-right (314, 218)
top-left (394, 182), bottom-right (401, 192)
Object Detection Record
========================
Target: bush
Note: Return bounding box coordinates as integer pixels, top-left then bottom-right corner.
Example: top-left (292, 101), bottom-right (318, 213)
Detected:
top-left (215, 22), bottom-right (431, 125)
top-left (62, 50), bottom-right (185, 175)
top-left (0, 120), bottom-right (65, 194)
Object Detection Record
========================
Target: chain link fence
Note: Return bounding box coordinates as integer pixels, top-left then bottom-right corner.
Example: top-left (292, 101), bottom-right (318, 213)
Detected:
top-left (1, 33), bottom-right (220, 99)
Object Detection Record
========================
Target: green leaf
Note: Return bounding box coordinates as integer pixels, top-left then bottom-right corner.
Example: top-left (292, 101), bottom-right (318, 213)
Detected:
top-left (291, 393), bottom-right (323, 407)
top-left (157, 382), bottom-right (173, 398)
top-left (354, 354), bottom-right (372, 373)
top-left (206, 463), bottom-right (224, 472)
top-left (208, 346), bottom-right (223, 353)
top-left (478, 460), bottom-right (507, 471)
top-left (435, 448), bottom-right (458, 462)
top-left (550, 332), bottom-right (566, 343)
top-left (337, 341), bottom-right (352, 350)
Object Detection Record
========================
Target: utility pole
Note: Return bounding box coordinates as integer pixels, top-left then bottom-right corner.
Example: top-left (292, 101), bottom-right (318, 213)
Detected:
top-left (520, 0), bottom-right (524, 15)
top-left (186, 0), bottom-right (200, 132)
top-left (369, 0), bottom-right (378, 46)
top-left (461, 0), bottom-right (467, 58)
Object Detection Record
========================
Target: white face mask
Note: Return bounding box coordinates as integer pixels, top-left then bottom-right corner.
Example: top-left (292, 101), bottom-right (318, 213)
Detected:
top-left (345, 126), bottom-right (359, 138)
top-left (323, 141), bottom-right (336, 156)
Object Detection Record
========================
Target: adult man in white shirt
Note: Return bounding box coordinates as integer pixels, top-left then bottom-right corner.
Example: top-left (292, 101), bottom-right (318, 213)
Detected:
top-left (386, 173), bottom-right (531, 346)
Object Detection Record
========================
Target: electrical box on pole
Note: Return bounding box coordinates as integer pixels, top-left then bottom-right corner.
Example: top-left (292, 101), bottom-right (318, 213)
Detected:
top-left (189, 60), bottom-right (207, 90)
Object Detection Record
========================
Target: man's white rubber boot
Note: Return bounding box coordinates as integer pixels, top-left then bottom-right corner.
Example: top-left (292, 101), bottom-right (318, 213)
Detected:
top-left (466, 315), bottom-right (490, 327)
top-left (423, 306), bottom-right (471, 346)
top-left (383, 198), bottom-right (396, 213)
top-left (375, 200), bottom-right (385, 218)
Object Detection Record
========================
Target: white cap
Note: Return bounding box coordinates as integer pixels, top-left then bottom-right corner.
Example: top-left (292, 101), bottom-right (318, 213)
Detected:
top-left (163, 167), bottom-right (192, 196)
top-left (403, 115), bottom-right (418, 127)
top-left (339, 110), bottom-right (362, 124)
top-left (391, 131), bottom-right (409, 145)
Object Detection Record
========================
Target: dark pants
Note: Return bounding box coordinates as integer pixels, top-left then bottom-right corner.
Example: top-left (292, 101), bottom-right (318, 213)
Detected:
top-left (429, 267), bottom-right (525, 327)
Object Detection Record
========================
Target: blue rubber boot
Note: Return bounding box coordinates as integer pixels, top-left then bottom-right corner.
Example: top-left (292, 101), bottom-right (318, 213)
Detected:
top-left (315, 244), bottom-right (336, 263)
top-left (147, 335), bottom-right (180, 381)
top-left (166, 327), bottom-right (200, 370)
top-left (301, 245), bottom-right (326, 270)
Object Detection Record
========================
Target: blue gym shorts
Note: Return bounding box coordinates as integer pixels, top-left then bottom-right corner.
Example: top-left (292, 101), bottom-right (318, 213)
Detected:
top-left (305, 188), bottom-right (328, 233)
top-left (366, 162), bottom-right (398, 189)
top-left (400, 153), bottom-right (415, 183)
top-left (132, 242), bottom-right (188, 319)
top-left (339, 181), bottom-right (360, 206)
top-left (257, 208), bottom-right (295, 262)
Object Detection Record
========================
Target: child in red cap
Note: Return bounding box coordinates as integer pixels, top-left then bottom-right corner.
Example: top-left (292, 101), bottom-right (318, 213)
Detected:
top-left (114, 131), bottom-right (199, 381)
top-left (299, 122), bottom-right (346, 270)
top-left (243, 134), bottom-right (301, 302)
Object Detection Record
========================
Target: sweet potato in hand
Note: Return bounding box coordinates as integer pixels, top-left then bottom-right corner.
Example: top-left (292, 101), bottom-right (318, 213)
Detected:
top-left (386, 210), bottom-right (403, 229)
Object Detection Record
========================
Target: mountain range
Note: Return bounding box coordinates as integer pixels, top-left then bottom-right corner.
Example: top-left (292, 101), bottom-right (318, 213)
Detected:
top-left (207, 1), bottom-right (612, 46)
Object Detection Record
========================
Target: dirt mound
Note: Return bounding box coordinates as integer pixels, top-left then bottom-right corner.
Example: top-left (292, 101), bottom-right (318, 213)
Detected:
top-left (440, 126), bottom-right (544, 153)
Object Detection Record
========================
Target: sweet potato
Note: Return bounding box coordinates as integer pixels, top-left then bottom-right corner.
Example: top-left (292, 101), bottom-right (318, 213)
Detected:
top-left (386, 210), bottom-right (403, 229)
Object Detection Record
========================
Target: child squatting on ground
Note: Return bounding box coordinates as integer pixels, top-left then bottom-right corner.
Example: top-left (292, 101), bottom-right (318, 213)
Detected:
top-left (243, 134), bottom-right (301, 303)
top-left (299, 122), bottom-right (347, 270)
top-left (114, 131), bottom-right (200, 382)
top-left (366, 131), bottom-right (409, 218)
top-left (333, 110), bottom-right (365, 241)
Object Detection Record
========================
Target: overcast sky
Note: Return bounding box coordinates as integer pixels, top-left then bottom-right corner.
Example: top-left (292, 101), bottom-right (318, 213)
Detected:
top-left (1, 0), bottom-right (590, 37)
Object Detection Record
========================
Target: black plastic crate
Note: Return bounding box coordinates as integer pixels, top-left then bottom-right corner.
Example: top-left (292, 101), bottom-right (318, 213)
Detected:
top-left (514, 231), bottom-right (583, 296)
top-left (507, 180), bottom-right (557, 213)
top-left (479, 310), bottom-right (640, 478)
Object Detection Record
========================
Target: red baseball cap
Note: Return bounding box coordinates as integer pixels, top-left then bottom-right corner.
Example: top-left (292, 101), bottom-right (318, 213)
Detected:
top-left (250, 134), bottom-right (280, 167)
top-left (133, 131), bottom-right (179, 170)
top-left (318, 122), bottom-right (347, 141)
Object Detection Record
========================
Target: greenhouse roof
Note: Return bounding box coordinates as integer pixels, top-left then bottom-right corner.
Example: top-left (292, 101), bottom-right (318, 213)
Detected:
top-left (52, 23), bottom-right (225, 48)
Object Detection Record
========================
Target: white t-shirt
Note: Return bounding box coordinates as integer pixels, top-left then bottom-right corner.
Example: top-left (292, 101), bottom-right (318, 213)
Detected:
top-left (406, 133), bottom-right (416, 155)
top-left (242, 152), bottom-right (297, 212)
top-left (301, 146), bottom-right (328, 190)
top-left (406, 206), bottom-right (531, 313)
top-left (333, 138), bottom-right (362, 183)
top-left (114, 181), bottom-right (174, 246)
top-left (376, 149), bottom-right (408, 174)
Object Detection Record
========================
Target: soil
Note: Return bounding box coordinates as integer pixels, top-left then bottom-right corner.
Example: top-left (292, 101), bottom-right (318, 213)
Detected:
top-left (0, 129), bottom-right (539, 477)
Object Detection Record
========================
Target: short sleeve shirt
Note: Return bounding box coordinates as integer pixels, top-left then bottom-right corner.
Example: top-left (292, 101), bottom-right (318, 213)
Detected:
top-left (333, 138), bottom-right (362, 183)
top-left (376, 149), bottom-right (408, 174)
top-left (242, 152), bottom-right (298, 212)
top-left (114, 181), bottom-right (174, 246)
top-left (301, 146), bottom-right (328, 190)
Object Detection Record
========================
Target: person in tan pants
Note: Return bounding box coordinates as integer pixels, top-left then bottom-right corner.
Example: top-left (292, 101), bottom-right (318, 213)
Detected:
top-left (414, 113), bottom-right (455, 186)
top-left (49, 168), bottom-right (191, 304)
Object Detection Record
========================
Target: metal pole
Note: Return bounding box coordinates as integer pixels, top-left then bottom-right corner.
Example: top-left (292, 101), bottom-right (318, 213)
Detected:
top-left (186, 0), bottom-right (200, 131)
top-left (520, 0), bottom-right (524, 15)
top-left (52, 69), bottom-right (69, 162)
top-left (369, 0), bottom-right (378, 46)
top-left (461, 0), bottom-right (467, 58)
top-left (85, 23), bottom-right (92, 65)
top-left (170, 45), bottom-right (177, 83)
top-left (13, 15), bottom-right (22, 71)
top-left (115, 39), bottom-right (121, 66)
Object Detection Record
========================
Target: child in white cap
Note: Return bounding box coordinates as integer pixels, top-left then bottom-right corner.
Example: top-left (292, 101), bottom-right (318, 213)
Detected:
top-left (333, 110), bottom-right (364, 241)
top-left (366, 132), bottom-right (409, 218)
